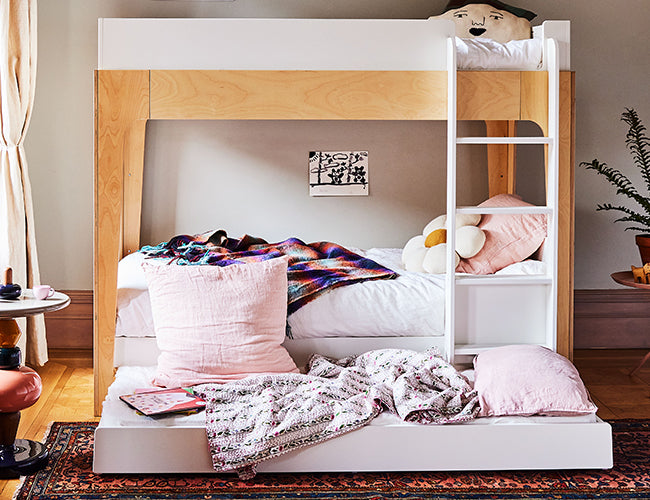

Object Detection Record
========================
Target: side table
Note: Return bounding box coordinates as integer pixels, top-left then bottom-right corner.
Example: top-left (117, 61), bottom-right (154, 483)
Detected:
top-left (611, 271), bottom-right (650, 376)
top-left (0, 290), bottom-right (70, 477)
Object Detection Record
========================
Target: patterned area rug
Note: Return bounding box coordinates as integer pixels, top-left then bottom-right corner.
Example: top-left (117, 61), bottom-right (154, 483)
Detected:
top-left (12, 420), bottom-right (650, 500)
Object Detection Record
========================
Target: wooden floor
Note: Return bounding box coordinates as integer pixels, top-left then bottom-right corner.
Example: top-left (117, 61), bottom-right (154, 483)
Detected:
top-left (574, 348), bottom-right (650, 420)
top-left (1, 348), bottom-right (649, 498)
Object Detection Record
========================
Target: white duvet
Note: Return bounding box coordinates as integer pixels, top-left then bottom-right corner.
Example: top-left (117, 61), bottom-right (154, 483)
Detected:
top-left (116, 249), bottom-right (544, 340)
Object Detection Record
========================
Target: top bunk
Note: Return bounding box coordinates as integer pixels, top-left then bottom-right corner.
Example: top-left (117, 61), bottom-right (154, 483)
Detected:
top-left (94, 18), bottom-right (572, 125)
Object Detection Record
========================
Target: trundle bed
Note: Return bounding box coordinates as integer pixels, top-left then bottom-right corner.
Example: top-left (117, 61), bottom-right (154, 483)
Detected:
top-left (93, 18), bottom-right (613, 474)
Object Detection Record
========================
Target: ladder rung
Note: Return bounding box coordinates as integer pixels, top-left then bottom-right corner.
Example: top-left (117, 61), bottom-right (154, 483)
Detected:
top-left (456, 137), bottom-right (553, 145)
top-left (454, 342), bottom-right (551, 356)
top-left (456, 206), bottom-right (552, 215)
top-left (455, 275), bottom-right (552, 286)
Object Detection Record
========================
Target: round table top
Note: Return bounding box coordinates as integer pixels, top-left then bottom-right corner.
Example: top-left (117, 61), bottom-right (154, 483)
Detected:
top-left (611, 271), bottom-right (650, 290)
top-left (0, 290), bottom-right (70, 318)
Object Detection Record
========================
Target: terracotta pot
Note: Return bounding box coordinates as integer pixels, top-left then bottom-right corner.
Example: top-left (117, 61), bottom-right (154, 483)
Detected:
top-left (635, 234), bottom-right (650, 264)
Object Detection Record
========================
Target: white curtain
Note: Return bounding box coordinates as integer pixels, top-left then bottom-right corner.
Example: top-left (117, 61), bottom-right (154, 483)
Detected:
top-left (0, 0), bottom-right (46, 366)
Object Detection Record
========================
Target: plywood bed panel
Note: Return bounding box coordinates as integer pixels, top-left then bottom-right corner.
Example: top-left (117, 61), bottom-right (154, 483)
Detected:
top-left (94, 69), bottom-right (575, 415)
top-left (94, 70), bottom-right (149, 406)
top-left (149, 70), bottom-right (528, 122)
top-left (557, 71), bottom-right (576, 359)
top-left (150, 70), bottom-right (449, 120)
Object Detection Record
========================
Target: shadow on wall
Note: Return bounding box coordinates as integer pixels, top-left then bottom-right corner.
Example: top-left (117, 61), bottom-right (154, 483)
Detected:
top-left (140, 119), bottom-right (516, 249)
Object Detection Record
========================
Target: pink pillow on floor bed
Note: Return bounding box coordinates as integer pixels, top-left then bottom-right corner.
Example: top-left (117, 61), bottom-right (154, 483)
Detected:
top-left (473, 344), bottom-right (597, 417)
top-left (143, 257), bottom-right (298, 388)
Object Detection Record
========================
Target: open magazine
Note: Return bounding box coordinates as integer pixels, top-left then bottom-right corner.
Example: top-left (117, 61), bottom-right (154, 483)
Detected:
top-left (120, 387), bottom-right (206, 416)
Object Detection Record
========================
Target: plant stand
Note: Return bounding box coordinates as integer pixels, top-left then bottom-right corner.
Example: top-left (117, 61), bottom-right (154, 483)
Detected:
top-left (611, 271), bottom-right (650, 375)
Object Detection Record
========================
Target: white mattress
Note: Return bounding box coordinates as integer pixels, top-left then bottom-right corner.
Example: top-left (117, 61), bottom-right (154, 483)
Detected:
top-left (102, 365), bottom-right (597, 429)
top-left (116, 249), bottom-right (546, 340)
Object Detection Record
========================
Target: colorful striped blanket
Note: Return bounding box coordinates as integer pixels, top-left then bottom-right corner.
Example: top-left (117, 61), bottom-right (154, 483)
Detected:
top-left (140, 230), bottom-right (397, 314)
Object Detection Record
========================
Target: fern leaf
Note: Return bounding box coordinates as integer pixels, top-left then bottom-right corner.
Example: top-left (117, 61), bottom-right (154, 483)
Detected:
top-left (580, 108), bottom-right (650, 232)
top-left (622, 108), bottom-right (650, 193)
top-left (581, 159), bottom-right (650, 215)
top-left (596, 203), bottom-right (650, 231)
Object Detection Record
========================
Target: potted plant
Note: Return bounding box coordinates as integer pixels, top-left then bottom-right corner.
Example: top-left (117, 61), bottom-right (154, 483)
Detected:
top-left (580, 108), bottom-right (650, 263)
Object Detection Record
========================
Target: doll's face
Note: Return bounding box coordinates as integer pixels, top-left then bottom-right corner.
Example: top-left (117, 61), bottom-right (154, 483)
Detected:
top-left (437, 3), bottom-right (531, 43)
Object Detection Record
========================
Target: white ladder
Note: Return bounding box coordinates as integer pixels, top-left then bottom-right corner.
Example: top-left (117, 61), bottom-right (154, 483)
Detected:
top-left (444, 38), bottom-right (561, 363)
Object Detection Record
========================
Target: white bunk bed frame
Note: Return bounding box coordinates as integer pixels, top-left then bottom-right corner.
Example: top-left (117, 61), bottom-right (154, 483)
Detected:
top-left (93, 18), bottom-right (612, 473)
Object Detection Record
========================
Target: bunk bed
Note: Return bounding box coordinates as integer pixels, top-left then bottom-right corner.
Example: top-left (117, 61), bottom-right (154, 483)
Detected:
top-left (93, 18), bottom-right (612, 474)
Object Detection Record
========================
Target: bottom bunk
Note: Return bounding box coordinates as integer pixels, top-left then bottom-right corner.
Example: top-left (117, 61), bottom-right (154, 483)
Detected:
top-left (94, 365), bottom-right (613, 474)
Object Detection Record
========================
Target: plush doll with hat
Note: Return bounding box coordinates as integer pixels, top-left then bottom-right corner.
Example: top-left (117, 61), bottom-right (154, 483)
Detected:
top-left (402, 214), bottom-right (486, 273)
top-left (431, 0), bottom-right (536, 43)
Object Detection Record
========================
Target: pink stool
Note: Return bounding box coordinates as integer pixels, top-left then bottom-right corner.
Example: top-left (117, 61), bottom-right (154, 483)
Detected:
top-left (0, 321), bottom-right (49, 477)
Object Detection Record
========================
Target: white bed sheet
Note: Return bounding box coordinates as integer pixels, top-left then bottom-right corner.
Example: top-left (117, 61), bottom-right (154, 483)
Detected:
top-left (116, 249), bottom-right (545, 340)
top-left (102, 365), bottom-right (597, 429)
top-left (456, 37), bottom-right (543, 70)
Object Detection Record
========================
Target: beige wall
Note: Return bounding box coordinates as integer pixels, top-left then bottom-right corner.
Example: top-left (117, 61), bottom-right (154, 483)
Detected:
top-left (25, 0), bottom-right (650, 290)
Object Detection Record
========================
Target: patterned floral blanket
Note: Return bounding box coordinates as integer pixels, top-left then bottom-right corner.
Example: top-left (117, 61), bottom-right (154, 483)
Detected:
top-left (193, 349), bottom-right (479, 479)
top-left (140, 230), bottom-right (397, 314)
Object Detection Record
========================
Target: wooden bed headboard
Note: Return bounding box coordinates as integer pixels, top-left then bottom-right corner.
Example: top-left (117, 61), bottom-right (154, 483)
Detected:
top-left (94, 20), bottom-right (575, 415)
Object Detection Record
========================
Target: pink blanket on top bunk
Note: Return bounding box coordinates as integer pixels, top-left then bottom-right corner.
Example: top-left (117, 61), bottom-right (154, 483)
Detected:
top-left (193, 348), bottom-right (479, 479)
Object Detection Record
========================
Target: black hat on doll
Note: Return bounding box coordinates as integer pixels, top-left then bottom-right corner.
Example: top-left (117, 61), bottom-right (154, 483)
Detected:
top-left (443, 0), bottom-right (536, 21)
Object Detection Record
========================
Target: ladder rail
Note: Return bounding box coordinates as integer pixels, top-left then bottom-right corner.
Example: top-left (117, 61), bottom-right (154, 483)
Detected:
top-left (545, 37), bottom-right (560, 353)
top-left (444, 35), bottom-right (457, 363)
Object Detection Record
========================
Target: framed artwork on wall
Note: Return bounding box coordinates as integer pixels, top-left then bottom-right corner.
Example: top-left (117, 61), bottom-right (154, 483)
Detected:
top-left (309, 151), bottom-right (369, 197)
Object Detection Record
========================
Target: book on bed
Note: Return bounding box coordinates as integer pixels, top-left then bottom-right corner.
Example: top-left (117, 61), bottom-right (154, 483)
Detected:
top-left (119, 387), bottom-right (206, 416)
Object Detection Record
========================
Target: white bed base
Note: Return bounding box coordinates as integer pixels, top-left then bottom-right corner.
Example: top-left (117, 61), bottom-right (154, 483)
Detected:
top-left (94, 18), bottom-right (611, 474)
top-left (95, 412), bottom-right (611, 474)
top-left (114, 336), bottom-right (446, 369)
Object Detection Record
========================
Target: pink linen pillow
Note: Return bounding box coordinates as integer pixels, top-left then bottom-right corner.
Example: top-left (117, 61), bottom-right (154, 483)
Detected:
top-left (473, 345), bottom-right (597, 417)
top-left (143, 257), bottom-right (299, 388)
top-left (456, 194), bottom-right (547, 275)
